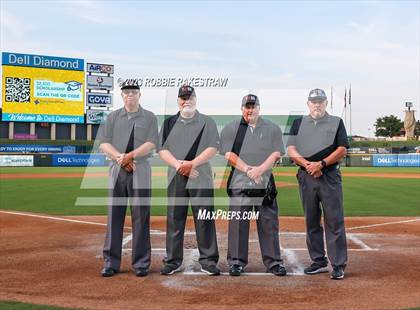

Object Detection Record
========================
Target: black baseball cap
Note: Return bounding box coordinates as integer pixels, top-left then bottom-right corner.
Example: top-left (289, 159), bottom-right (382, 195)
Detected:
top-left (308, 88), bottom-right (327, 101)
top-left (120, 79), bottom-right (140, 90)
top-left (178, 85), bottom-right (195, 99)
top-left (242, 94), bottom-right (260, 107)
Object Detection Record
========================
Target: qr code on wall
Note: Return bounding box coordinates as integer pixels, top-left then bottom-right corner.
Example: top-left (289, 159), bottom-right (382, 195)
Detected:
top-left (5, 77), bottom-right (31, 102)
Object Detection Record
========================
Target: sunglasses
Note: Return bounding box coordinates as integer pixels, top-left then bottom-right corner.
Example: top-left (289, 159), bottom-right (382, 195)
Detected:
top-left (122, 89), bottom-right (139, 95)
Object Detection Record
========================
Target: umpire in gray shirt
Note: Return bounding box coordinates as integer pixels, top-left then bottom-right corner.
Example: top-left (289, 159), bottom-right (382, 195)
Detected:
top-left (98, 79), bottom-right (158, 277)
top-left (158, 85), bottom-right (220, 276)
top-left (287, 88), bottom-right (349, 280)
top-left (220, 94), bottom-right (286, 277)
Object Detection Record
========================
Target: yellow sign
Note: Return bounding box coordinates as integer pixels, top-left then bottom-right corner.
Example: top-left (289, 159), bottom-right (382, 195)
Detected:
top-left (2, 52), bottom-right (85, 123)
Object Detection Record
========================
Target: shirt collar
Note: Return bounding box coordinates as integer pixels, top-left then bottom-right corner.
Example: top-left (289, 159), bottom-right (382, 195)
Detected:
top-left (305, 112), bottom-right (330, 123)
top-left (120, 105), bottom-right (145, 118)
top-left (176, 110), bottom-right (200, 124)
top-left (240, 116), bottom-right (267, 128)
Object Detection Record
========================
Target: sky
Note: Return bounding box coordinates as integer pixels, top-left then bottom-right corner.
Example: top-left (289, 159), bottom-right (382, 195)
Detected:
top-left (1, 0), bottom-right (419, 136)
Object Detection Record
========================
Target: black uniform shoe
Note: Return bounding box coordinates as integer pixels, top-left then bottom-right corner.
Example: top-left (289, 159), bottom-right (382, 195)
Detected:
top-left (200, 265), bottom-right (220, 276)
top-left (304, 262), bottom-right (328, 275)
top-left (267, 264), bottom-right (287, 276)
top-left (101, 267), bottom-right (117, 277)
top-left (160, 264), bottom-right (182, 275)
top-left (135, 268), bottom-right (149, 277)
top-left (330, 266), bottom-right (345, 280)
top-left (229, 264), bottom-right (244, 276)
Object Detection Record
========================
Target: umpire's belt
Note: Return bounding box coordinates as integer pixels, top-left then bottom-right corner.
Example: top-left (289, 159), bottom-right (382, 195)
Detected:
top-left (299, 163), bottom-right (339, 173)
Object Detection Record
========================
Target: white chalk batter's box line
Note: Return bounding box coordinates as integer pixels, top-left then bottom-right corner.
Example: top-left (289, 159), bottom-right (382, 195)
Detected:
top-left (116, 231), bottom-right (378, 276)
top-left (122, 231), bottom-right (379, 251)
top-left (4, 210), bottom-right (408, 277)
top-left (2, 210), bottom-right (418, 234)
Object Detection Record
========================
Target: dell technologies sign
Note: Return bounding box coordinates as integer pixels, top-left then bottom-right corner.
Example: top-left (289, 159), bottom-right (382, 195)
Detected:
top-left (86, 92), bottom-right (113, 107)
top-left (52, 154), bottom-right (106, 166)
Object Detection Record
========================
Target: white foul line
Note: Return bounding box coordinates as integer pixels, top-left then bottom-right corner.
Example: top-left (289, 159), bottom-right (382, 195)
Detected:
top-left (0, 210), bottom-right (177, 235)
top-left (0, 210), bottom-right (113, 228)
top-left (347, 218), bottom-right (420, 231)
top-left (4, 210), bottom-right (410, 253)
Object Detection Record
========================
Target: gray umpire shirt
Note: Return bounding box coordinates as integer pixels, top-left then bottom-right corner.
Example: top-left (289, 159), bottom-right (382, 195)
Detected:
top-left (286, 112), bottom-right (349, 162)
top-left (97, 106), bottom-right (158, 190)
top-left (220, 117), bottom-right (285, 191)
top-left (158, 111), bottom-right (220, 188)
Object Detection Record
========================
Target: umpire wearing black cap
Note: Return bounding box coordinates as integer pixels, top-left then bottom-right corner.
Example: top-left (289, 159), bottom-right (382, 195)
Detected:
top-left (158, 85), bottom-right (220, 276)
top-left (98, 79), bottom-right (158, 277)
top-left (220, 94), bottom-right (287, 276)
top-left (287, 88), bottom-right (349, 280)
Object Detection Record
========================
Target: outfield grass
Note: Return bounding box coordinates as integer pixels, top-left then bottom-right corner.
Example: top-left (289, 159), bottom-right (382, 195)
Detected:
top-left (0, 167), bottom-right (419, 216)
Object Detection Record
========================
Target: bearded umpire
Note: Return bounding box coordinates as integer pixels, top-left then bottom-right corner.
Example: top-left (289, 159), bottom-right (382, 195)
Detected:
top-left (287, 88), bottom-right (349, 280)
top-left (158, 85), bottom-right (220, 276)
top-left (98, 79), bottom-right (158, 277)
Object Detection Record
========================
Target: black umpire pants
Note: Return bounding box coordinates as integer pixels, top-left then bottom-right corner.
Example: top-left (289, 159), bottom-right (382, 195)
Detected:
top-left (103, 163), bottom-right (151, 271)
top-left (297, 167), bottom-right (348, 267)
top-left (164, 172), bottom-right (219, 268)
top-left (227, 175), bottom-right (283, 269)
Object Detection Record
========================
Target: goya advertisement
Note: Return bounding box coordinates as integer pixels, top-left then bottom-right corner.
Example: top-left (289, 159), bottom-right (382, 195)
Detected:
top-left (2, 52), bottom-right (85, 123)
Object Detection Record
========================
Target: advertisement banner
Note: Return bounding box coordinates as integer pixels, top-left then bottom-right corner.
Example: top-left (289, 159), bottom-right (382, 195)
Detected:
top-left (0, 155), bottom-right (33, 166)
top-left (52, 154), bottom-right (106, 166)
top-left (86, 110), bottom-right (110, 124)
top-left (86, 75), bottom-right (113, 91)
top-left (2, 52), bottom-right (84, 123)
top-left (347, 154), bottom-right (373, 167)
top-left (372, 154), bottom-right (420, 167)
top-left (86, 63), bottom-right (114, 74)
top-left (372, 154), bottom-right (398, 167)
top-left (0, 144), bottom-right (76, 153)
top-left (86, 92), bottom-right (113, 107)
top-left (33, 154), bottom-right (52, 167)
top-left (397, 154), bottom-right (420, 167)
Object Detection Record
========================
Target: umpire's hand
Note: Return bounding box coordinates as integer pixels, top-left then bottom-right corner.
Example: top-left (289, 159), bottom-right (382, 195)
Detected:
top-left (305, 161), bottom-right (323, 178)
top-left (116, 153), bottom-right (136, 172)
top-left (246, 166), bottom-right (264, 184)
top-left (177, 161), bottom-right (199, 178)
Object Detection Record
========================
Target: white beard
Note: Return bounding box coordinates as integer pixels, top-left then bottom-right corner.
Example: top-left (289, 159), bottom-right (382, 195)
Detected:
top-left (181, 105), bottom-right (196, 118)
top-left (311, 111), bottom-right (325, 119)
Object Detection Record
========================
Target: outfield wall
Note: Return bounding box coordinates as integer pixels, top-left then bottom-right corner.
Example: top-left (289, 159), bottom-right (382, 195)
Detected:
top-left (345, 154), bottom-right (420, 167)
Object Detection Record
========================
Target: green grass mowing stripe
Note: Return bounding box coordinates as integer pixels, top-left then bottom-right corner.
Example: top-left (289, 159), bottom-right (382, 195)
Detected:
top-left (1, 173), bottom-right (419, 216)
top-left (342, 177), bottom-right (420, 216)
top-left (0, 301), bottom-right (81, 310)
